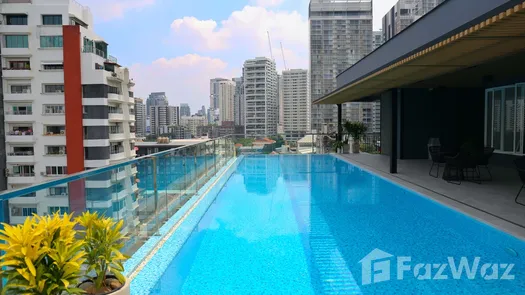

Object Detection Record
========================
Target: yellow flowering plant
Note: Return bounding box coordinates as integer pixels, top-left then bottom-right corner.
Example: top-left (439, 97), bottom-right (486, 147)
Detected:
top-left (0, 213), bottom-right (86, 295)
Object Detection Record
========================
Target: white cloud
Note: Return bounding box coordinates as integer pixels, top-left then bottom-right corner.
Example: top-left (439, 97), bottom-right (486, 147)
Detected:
top-left (80, 0), bottom-right (155, 21)
top-left (169, 6), bottom-right (308, 70)
top-left (251, 0), bottom-right (285, 7)
top-left (129, 54), bottom-right (232, 110)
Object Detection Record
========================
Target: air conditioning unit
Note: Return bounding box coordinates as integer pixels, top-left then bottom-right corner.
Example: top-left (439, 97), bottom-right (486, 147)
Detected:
top-left (60, 130), bottom-right (65, 135)
top-left (40, 172), bottom-right (46, 176)
top-left (112, 72), bottom-right (117, 77)
top-left (5, 168), bottom-right (10, 176)
top-left (11, 208), bottom-right (21, 215)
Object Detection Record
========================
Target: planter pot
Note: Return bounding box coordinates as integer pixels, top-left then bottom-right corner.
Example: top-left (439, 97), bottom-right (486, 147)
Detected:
top-left (79, 276), bottom-right (130, 295)
top-left (352, 141), bottom-right (360, 153)
top-left (343, 144), bottom-right (350, 154)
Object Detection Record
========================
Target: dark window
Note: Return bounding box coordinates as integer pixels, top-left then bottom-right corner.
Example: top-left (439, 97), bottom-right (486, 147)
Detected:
top-left (44, 84), bottom-right (64, 93)
top-left (6, 15), bottom-right (28, 25)
top-left (5, 35), bottom-right (28, 48)
top-left (83, 84), bottom-right (108, 98)
top-left (42, 15), bottom-right (63, 25)
top-left (43, 64), bottom-right (63, 70)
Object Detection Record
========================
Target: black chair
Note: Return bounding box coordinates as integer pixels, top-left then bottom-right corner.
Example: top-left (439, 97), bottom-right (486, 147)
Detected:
top-left (443, 150), bottom-right (481, 185)
top-left (514, 157), bottom-right (525, 206)
top-left (477, 147), bottom-right (495, 181)
top-left (429, 146), bottom-right (446, 178)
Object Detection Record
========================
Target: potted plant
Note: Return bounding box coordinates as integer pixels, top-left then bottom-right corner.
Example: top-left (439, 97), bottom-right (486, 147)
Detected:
top-left (76, 212), bottom-right (130, 295)
top-left (344, 121), bottom-right (368, 153)
top-left (342, 137), bottom-right (350, 154)
top-left (0, 213), bottom-right (87, 295)
top-left (332, 140), bottom-right (344, 153)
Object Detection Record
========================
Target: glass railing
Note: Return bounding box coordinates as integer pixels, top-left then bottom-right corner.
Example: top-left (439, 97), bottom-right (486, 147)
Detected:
top-left (0, 136), bottom-right (236, 260)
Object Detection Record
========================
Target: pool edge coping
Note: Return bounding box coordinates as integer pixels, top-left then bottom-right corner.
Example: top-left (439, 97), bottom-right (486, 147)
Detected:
top-left (333, 154), bottom-right (525, 242)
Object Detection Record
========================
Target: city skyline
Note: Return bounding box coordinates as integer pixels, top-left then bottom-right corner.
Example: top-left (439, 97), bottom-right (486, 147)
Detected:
top-left (76, 0), bottom-right (399, 111)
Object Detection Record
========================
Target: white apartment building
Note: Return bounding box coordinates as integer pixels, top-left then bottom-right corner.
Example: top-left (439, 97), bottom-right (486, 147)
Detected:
top-left (282, 69), bottom-right (310, 141)
top-left (243, 57), bottom-right (278, 137)
top-left (180, 115), bottom-right (207, 137)
top-left (135, 98), bottom-right (147, 137)
top-left (309, 0), bottom-right (373, 133)
top-left (217, 80), bottom-right (235, 125)
top-left (277, 74), bottom-right (284, 134)
top-left (0, 0), bottom-right (137, 225)
top-left (149, 105), bottom-right (180, 136)
top-left (209, 78), bottom-right (229, 111)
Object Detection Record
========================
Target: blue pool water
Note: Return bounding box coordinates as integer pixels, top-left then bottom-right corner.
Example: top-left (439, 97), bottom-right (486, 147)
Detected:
top-left (149, 155), bottom-right (525, 294)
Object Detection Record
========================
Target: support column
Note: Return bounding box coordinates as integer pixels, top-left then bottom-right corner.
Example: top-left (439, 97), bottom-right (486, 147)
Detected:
top-left (337, 104), bottom-right (342, 141)
top-left (390, 89), bottom-right (398, 174)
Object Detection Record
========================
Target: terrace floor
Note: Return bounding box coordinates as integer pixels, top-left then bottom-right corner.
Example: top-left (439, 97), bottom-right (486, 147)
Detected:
top-left (338, 153), bottom-right (525, 240)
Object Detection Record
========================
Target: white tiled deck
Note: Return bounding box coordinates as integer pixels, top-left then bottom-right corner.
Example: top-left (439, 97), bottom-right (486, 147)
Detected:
top-left (338, 153), bottom-right (525, 240)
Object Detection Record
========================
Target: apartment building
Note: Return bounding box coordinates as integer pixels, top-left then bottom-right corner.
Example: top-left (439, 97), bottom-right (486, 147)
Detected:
top-left (382, 0), bottom-right (416, 42)
top-left (218, 80), bottom-right (235, 126)
top-left (282, 69), bottom-right (310, 141)
top-left (233, 77), bottom-right (244, 127)
top-left (243, 57), bottom-right (278, 137)
top-left (149, 105), bottom-right (180, 136)
top-left (309, 0), bottom-right (373, 132)
top-left (209, 78), bottom-right (229, 111)
top-left (1, 0), bottom-right (137, 224)
top-left (180, 115), bottom-right (207, 137)
top-left (373, 31), bottom-right (384, 50)
top-left (134, 98), bottom-right (146, 137)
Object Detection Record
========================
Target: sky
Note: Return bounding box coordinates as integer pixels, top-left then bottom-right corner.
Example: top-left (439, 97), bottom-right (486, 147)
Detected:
top-left (79, 0), bottom-right (398, 111)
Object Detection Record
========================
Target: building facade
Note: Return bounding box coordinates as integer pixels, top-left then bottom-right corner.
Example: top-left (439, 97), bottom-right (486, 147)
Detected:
top-left (146, 92), bottom-right (168, 117)
top-left (180, 115), bottom-right (207, 137)
top-left (373, 30), bottom-right (384, 50)
top-left (209, 78), bottom-right (229, 111)
top-left (149, 105), bottom-right (180, 136)
top-left (382, 0), bottom-right (416, 42)
top-left (167, 125), bottom-right (191, 139)
top-left (218, 80), bottom-right (235, 126)
top-left (179, 103), bottom-right (191, 117)
top-left (233, 77), bottom-right (244, 126)
top-left (282, 69), bottom-right (311, 140)
top-left (309, 0), bottom-right (373, 132)
top-left (414, 0), bottom-right (445, 18)
top-left (0, 0), bottom-right (137, 224)
top-left (135, 98), bottom-right (146, 137)
top-left (243, 57), bottom-right (278, 137)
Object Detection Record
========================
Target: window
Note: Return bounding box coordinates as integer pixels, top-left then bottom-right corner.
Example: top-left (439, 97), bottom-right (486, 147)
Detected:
top-left (112, 199), bottom-right (126, 212)
top-left (22, 208), bottom-right (37, 216)
top-left (44, 84), bottom-right (64, 93)
top-left (45, 125), bottom-right (65, 135)
top-left (6, 15), bottom-right (28, 25)
top-left (485, 84), bottom-right (525, 154)
top-left (40, 36), bottom-right (63, 48)
top-left (8, 60), bottom-right (30, 70)
top-left (45, 166), bottom-right (68, 176)
top-left (42, 63), bottom-right (63, 70)
top-left (44, 105), bottom-right (65, 114)
top-left (5, 35), bottom-right (29, 48)
top-left (12, 165), bottom-right (34, 176)
top-left (110, 143), bottom-right (124, 154)
top-left (11, 106), bottom-right (32, 115)
top-left (10, 85), bottom-right (31, 94)
top-left (49, 187), bottom-right (67, 196)
top-left (42, 15), bottom-right (63, 25)
top-left (46, 146), bottom-right (66, 155)
top-left (108, 86), bottom-right (120, 94)
top-left (49, 207), bottom-right (69, 214)
top-left (12, 146), bottom-right (34, 155)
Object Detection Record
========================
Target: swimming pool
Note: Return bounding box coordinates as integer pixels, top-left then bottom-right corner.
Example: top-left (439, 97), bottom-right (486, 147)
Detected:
top-left (146, 155), bottom-right (525, 294)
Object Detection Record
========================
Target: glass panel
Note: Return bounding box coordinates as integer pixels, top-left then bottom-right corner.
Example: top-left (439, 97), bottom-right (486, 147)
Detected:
top-left (493, 90), bottom-right (502, 150)
top-left (518, 84), bottom-right (525, 154)
top-left (503, 87), bottom-right (515, 152)
top-left (485, 91), bottom-right (493, 147)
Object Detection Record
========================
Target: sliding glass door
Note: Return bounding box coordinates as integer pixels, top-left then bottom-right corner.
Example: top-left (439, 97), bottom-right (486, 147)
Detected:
top-left (485, 84), bottom-right (524, 154)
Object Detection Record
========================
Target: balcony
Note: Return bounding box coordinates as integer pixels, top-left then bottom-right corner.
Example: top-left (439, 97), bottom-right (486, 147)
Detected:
top-left (6, 131), bottom-right (35, 143)
top-left (109, 132), bottom-right (125, 141)
top-left (4, 110), bottom-right (34, 122)
top-left (1, 47), bottom-right (31, 56)
top-left (109, 113), bottom-right (124, 121)
top-left (2, 67), bottom-right (32, 79)
top-left (110, 151), bottom-right (126, 161)
top-left (7, 151), bottom-right (35, 164)
top-left (108, 93), bottom-right (123, 102)
top-left (7, 173), bottom-right (36, 185)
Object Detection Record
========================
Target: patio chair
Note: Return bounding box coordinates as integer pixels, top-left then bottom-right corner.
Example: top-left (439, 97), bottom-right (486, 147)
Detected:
top-left (428, 146), bottom-right (446, 178)
top-left (443, 150), bottom-right (481, 185)
top-left (477, 147), bottom-right (495, 181)
top-left (514, 157), bottom-right (525, 206)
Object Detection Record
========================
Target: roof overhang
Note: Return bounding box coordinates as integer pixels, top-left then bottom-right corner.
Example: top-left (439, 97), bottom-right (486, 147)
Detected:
top-left (314, 1), bottom-right (525, 105)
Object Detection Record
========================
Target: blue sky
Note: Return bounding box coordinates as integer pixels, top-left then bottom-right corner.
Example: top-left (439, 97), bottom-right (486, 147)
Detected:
top-left (80, 0), bottom-right (397, 111)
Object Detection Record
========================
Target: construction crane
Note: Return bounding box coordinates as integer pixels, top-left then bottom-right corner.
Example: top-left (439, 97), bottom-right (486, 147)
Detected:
top-left (267, 31), bottom-right (273, 60)
top-left (280, 42), bottom-right (288, 71)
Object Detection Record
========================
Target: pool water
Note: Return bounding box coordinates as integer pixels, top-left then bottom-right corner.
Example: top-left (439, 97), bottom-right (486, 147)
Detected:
top-left (149, 155), bottom-right (525, 294)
